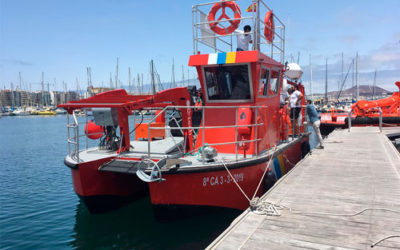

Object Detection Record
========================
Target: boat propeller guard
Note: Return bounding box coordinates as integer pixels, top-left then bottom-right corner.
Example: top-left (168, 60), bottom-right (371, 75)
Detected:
top-left (136, 158), bottom-right (166, 183)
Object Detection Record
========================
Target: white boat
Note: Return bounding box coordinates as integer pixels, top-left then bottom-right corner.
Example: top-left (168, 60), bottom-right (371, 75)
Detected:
top-left (12, 109), bottom-right (30, 116)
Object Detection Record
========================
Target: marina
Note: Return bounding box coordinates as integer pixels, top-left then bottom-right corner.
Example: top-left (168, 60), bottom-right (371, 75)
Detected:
top-left (1, 0), bottom-right (399, 249)
top-left (207, 126), bottom-right (400, 249)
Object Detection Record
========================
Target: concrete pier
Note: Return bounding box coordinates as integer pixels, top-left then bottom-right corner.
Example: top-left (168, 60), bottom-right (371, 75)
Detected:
top-left (207, 127), bottom-right (400, 249)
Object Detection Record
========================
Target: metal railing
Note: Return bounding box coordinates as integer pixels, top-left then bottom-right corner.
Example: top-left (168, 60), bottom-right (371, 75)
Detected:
top-left (347, 108), bottom-right (383, 132)
top-left (144, 105), bottom-right (266, 163)
top-left (67, 112), bottom-right (80, 162)
top-left (66, 109), bottom-right (93, 163)
top-left (192, 0), bottom-right (285, 63)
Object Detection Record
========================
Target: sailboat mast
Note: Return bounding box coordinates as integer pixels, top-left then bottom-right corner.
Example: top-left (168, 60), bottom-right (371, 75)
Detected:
top-left (128, 67), bottom-right (132, 93)
top-left (41, 72), bottom-right (45, 107)
top-left (172, 59), bottom-right (176, 88)
top-left (325, 58), bottom-right (328, 103)
top-left (115, 57), bottom-right (119, 89)
top-left (309, 54), bottom-right (313, 100)
top-left (372, 70), bottom-right (377, 100)
top-left (150, 60), bottom-right (156, 94)
top-left (356, 52), bottom-right (359, 100)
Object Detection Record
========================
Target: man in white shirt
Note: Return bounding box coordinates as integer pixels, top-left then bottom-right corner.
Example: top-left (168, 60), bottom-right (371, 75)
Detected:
top-left (236, 25), bottom-right (252, 51)
top-left (289, 84), bottom-right (303, 136)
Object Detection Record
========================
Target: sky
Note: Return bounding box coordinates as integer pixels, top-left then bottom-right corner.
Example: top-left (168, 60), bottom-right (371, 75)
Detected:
top-left (1, 0), bottom-right (399, 94)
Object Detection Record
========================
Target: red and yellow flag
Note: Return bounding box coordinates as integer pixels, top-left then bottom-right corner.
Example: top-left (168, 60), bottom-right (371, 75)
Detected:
top-left (246, 3), bottom-right (257, 12)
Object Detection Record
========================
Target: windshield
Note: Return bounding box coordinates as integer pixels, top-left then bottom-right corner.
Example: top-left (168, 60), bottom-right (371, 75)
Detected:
top-left (204, 65), bottom-right (251, 101)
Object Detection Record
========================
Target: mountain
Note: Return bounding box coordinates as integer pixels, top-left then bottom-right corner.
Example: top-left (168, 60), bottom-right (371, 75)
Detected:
top-left (315, 85), bottom-right (392, 98)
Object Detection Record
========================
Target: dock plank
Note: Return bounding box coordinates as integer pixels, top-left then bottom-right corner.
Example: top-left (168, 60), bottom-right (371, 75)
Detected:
top-left (208, 127), bottom-right (400, 249)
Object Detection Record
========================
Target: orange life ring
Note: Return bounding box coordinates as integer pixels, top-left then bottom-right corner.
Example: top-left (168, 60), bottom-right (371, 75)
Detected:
top-left (264, 11), bottom-right (275, 43)
top-left (208, 1), bottom-right (241, 35)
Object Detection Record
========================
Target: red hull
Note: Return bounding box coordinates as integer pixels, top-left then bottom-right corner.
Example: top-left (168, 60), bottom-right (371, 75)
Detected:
top-left (70, 157), bottom-right (148, 211)
top-left (149, 137), bottom-right (307, 210)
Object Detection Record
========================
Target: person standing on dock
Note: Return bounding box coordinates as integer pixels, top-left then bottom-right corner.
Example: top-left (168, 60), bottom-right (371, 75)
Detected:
top-left (289, 85), bottom-right (303, 136)
top-left (305, 99), bottom-right (324, 149)
top-left (235, 25), bottom-right (253, 51)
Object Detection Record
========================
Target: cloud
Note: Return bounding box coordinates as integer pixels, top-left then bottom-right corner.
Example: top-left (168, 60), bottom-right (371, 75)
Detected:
top-left (2, 59), bottom-right (33, 66)
top-left (360, 40), bottom-right (400, 70)
top-left (339, 35), bottom-right (360, 45)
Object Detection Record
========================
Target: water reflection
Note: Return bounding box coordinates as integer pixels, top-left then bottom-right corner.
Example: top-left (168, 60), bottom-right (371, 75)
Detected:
top-left (70, 198), bottom-right (240, 249)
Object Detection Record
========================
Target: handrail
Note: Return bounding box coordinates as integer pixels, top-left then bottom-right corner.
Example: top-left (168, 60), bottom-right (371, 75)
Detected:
top-left (192, 0), bottom-right (285, 63)
top-left (144, 105), bottom-right (267, 161)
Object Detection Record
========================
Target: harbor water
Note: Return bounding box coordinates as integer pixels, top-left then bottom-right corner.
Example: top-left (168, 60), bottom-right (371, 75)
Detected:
top-left (0, 116), bottom-right (318, 249)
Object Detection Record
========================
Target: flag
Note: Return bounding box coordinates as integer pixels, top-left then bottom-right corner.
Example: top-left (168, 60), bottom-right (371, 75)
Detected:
top-left (246, 3), bottom-right (257, 12)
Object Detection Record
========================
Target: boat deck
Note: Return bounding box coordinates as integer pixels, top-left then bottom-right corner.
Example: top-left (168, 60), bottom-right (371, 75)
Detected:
top-left (207, 127), bottom-right (400, 249)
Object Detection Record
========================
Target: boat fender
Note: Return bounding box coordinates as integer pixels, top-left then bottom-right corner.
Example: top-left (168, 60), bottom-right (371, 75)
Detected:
top-left (208, 1), bottom-right (241, 35)
top-left (84, 120), bottom-right (104, 140)
top-left (301, 141), bottom-right (310, 158)
top-left (264, 10), bottom-right (275, 43)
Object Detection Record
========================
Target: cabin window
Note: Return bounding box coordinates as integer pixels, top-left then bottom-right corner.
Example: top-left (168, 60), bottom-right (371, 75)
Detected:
top-left (258, 67), bottom-right (270, 96)
top-left (269, 70), bottom-right (280, 95)
top-left (204, 65), bottom-right (251, 101)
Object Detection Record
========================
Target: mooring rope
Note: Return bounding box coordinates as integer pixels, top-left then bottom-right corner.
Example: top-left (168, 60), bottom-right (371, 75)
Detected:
top-left (219, 157), bottom-right (251, 202)
top-left (218, 146), bottom-right (277, 207)
top-left (251, 146), bottom-right (277, 201)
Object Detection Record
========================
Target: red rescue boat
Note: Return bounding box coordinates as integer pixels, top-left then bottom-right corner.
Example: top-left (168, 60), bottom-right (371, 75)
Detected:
top-left (58, 0), bottom-right (310, 214)
top-left (320, 81), bottom-right (400, 135)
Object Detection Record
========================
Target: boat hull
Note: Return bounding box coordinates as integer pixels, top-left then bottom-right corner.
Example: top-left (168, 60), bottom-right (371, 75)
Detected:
top-left (67, 157), bottom-right (148, 213)
top-left (149, 136), bottom-right (309, 212)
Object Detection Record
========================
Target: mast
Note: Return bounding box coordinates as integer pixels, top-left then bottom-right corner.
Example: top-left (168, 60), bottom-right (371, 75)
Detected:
top-left (137, 73), bottom-right (141, 94)
top-left (87, 67), bottom-right (92, 97)
top-left (19, 72), bottom-right (22, 90)
top-left (11, 82), bottom-right (15, 108)
top-left (309, 54), bottom-right (313, 100)
top-left (41, 72), bottom-right (45, 107)
top-left (356, 52), bottom-right (359, 100)
top-left (115, 57), bottom-right (119, 89)
top-left (109, 72), bottom-right (113, 88)
top-left (340, 52), bottom-right (343, 92)
top-left (325, 58), bottom-right (328, 103)
top-left (141, 73), bottom-right (144, 94)
top-left (372, 69), bottom-right (377, 100)
top-left (182, 65), bottom-right (185, 86)
top-left (150, 60), bottom-right (156, 94)
top-left (128, 67), bottom-right (132, 93)
top-left (172, 59), bottom-right (176, 88)
top-left (76, 77), bottom-right (80, 100)
top-left (53, 79), bottom-right (57, 106)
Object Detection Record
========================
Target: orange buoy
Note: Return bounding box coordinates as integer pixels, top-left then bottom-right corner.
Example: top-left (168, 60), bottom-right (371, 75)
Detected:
top-left (264, 11), bottom-right (275, 43)
top-left (208, 1), bottom-right (241, 35)
top-left (84, 121), bottom-right (104, 140)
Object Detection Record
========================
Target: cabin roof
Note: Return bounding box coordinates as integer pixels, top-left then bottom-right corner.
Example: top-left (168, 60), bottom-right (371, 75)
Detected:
top-left (188, 50), bottom-right (283, 68)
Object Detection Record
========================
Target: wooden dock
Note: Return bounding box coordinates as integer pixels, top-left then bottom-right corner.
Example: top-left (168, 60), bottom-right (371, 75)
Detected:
top-left (207, 127), bottom-right (400, 249)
